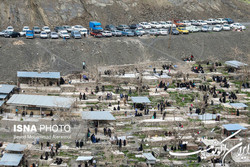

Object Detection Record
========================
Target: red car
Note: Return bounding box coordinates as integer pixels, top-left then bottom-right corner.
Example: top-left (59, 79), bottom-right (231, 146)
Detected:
top-left (90, 30), bottom-right (102, 38)
top-left (174, 20), bottom-right (185, 27)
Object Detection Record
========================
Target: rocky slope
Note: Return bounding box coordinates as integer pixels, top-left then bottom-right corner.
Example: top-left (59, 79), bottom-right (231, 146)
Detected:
top-left (0, 0), bottom-right (249, 29)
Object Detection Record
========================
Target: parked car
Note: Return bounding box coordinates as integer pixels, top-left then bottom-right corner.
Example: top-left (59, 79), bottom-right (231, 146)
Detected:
top-left (102, 30), bottom-right (112, 37)
top-left (0, 30), bottom-right (7, 36)
top-left (33, 26), bottom-right (41, 34)
top-left (50, 32), bottom-right (59, 39)
top-left (139, 22), bottom-right (151, 29)
top-left (6, 26), bottom-right (14, 32)
top-left (230, 23), bottom-right (246, 30)
top-left (206, 18), bottom-right (216, 25)
top-left (197, 20), bottom-right (207, 26)
top-left (72, 25), bottom-right (85, 31)
top-left (25, 30), bottom-right (34, 39)
top-left (59, 30), bottom-right (70, 39)
top-left (4, 31), bottom-right (20, 38)
top-left (201, 25), bottom-right (213, 32)
top-left (213, 25), bottom-right (222, 32)
top-left (190, 20), bottom-right (199, 26)
top-left (111, 30), bottom-right (122, 37)
top-left (216, 18), bottom-right (227, 24)
top-left (186, 26), bottom-right (201, 32)
top-left (149, 29), bottom-right (159, 35)
top-left (225, 18), bottom-right (234, 24)
top-left (136, 27), bottom-right (146, 35)
top-left (54, 26), bottom-right (65, 32)
top-left (159, 21), bottom-right (168, 28)
top-left (176, 27), bottom-right (189, 34)
top-left (130, 24), bottom-right (140, 29)
top-left (90, 30), bottom-right (103, 38)
top-left (63, 25), bottom-right (73, 32)
top-left (42, 26), bottom-right (51, 33)
top-left (105, 24), bottom-right (117, 31)
top-left (168, 28), bottom-right (179, 35)
top-left (157, 29), bottom-right (168, 35)
top-left (117, 24), bottom-right (130, 30)
top-left (19, 30), bottom-right (27, 36)
top-left (222, 24), bottom-right (231, 31)
top-left (132, 29), bottom-right (142, 36)
top-left (40, 31), bottom-right (48, 38)
top-left (183, 20), bottom-right (192, 26)
top-left (149, 21), bottom-right (161, 28)
top-left (122, 29), bottom-right (135, 36)
top-left (22, 26), bottom-right (30, 32)
top-left (174, 20), bottom-right (185, 27)
top-left (79, 29), bottom-right (88, 36)
top-left (71, 30), bottom-right (81, 39)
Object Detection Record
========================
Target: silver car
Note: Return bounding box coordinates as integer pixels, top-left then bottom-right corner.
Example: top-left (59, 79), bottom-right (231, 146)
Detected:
top-left (111, 30), bottom-right (122, 37)
top-left (50, 32), bottom-right (59, 39)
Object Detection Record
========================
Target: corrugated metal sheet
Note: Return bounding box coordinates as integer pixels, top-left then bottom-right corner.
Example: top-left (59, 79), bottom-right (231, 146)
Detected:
top-left (81, 111), bottom-right (116, 121)
top-left (76, 156), bottom-right (93, 161)
top-left (17, 71), bottom-right (60, 79)
top-left (143, 153), bottom-right (156, 161)
top-left (131, 96), bottom-right (151, 103)
top-left (0, 84), bottom-right (16, 94)
top-left (0, 100), bottom-right (4, 107)
top-left (7, 94), bottom-right (74, 109)
top-left (229, 103), bottom-right (248, 109)
top-left (198, 113), bottom-right (220, 120)
top-left (154, 73), bottom-right (171, 79)
top-left (5, 143), bottom-right (27, 152)
top-left (0, 94), bottom-right (7, 99)
top-left (225, 60), bottom-right (247, 68)
top-left (0, 153), bottom-right (23, 166)
top-left (222, 124), bottom-right (247, 131)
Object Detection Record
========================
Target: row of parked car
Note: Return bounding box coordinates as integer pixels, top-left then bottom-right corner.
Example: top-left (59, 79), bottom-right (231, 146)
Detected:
top-left (0, 18), bottom-right (246, 39)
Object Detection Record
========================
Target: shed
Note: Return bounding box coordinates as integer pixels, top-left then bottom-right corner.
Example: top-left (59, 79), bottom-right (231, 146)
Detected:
top-left (0, 153), bottom-right (23, 166)
top-left (76, 156), bottom-right (93, 161)
top-left (5, 143), bottom-right (27, 152)
top-left (0, 94), bottom-right (8, 100)
top-left (0, 84), bottom-right (16, 94)
top-left (81, 111), bottom-right (116, 121)
top-left (143, 153), bottom-right (156, 164)
top-left (131, 97), bottom-right (151, 104)
top-left (225, 60), bottom-right (248, 68)
top-left (229, 103), bottom-right (248, 109)
top-left (17, 71), bottom-right (60, 79)
top-left (222, 124), bottom-right (247, 137)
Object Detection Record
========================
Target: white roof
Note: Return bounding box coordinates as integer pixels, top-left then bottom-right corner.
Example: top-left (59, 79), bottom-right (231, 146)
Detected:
top-left (81, 111), bottom-right (116, 121)
top-left (76, 156), bottom-right (93, 161)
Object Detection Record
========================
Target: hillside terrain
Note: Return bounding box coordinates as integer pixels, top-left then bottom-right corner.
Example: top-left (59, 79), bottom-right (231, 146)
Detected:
top-left (0, 0), bottom-right (250, 29)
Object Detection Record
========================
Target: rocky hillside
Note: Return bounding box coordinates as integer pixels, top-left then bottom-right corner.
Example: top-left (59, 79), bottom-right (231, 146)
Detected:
top-left (0, 0), bottom-right (250, 29)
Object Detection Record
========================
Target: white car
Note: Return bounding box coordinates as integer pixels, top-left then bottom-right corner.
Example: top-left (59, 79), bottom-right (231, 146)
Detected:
top-left (213, 25), bottom-right (222, 32)
top-left (136, 27), bottom-right (146, 35)
top-left (102, 30), bottom-right (112, 37)
top-left (166, 21), bottom-right (176, 28)
top-left (216, 18), bottom-right (227, 24)
top-left (6, 26), bottom-right (14, 32)
top-left (72, 25), bottom-right (85, 31)
top-left (206, 18), bottom-right (216, 25)
top-left (59, 30), bottom-right (70, 39)
top-left (222, 24), bottom-right (231, 31)
top-left (19, 26), bottom-right (30, 36)
top-left (159, 21), bottom-right (168, 28)
top-left (42, 26), bottom-right (51, 33)
top-left (40, 31), bottom-right (48, 38)
top-left (183, 20), bottom-right (191, 26)
top-left (22, 26), bottom-right (30, 32)
top-left (139, 22), bottom-right (151, 29)
top-left (79, 28), bottom-right (88, 35)
top-left (157, 29), bottom-right (168, 35)
top-left (149, 21), bottom-right (162, 28)
top-left (186, 26), bottom-right (201, 32)
top-left (197, 20), bottom-right (207, 26)
top-left (50, 32), bottom-right (59, 39)
top-left (63, 25), bottom-right (73, 32)
top-left (230, 23), bottom-right (246, 30)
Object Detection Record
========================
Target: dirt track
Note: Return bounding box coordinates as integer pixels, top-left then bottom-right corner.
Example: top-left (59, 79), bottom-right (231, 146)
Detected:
top-left (0, 28), bottom-right (249, 82)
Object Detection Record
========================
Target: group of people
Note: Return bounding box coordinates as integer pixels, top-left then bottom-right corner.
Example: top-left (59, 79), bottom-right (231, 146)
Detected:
top-left (79, 92), bottom-right (87, 100)
top-left (176, 81), bottom-right (195, 89)
top-left (182, 55), bottom-right (194, 62)
top-left (192, 64), bottom-right (204, 73)
top-left (75, 139), bottom-right (84, 148)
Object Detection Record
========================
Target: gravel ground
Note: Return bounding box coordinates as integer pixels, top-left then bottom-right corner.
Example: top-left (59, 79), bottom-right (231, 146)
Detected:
top-left (0, 28), bottom-right (249, 82)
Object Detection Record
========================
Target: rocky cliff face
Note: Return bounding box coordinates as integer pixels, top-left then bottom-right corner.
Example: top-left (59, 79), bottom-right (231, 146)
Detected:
top-left (0, 0), bottom-right (249, 30)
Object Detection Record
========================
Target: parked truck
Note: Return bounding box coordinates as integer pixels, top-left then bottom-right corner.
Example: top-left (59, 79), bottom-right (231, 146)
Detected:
top-left (26, 30), bottom-right (34, 39)
top-left (89, 21), bottom-right (103, 37)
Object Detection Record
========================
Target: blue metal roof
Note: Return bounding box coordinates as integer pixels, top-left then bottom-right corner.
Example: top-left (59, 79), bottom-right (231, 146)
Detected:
top-left (7, 94), bottom-right (74, 109)
top-left (143, 153), bottom-right (156, 161)
top-left (5, 143), bottom-right (27, 152)
top-left (81, 111), bottom-right (116, 121)
top-left (222, 124), bottom-right (247, 131)
top-left (229, 103), bottom-right (248, 108)
top-left (225, 60), bottom-right (247, 68)
top-left (0, 94), bottom-right (7, 99)
top-left (131, 96), bottom-right (151, 103)
top-left (0, 84), bottom-right (16, 94)
top-left (17, 71), bottom-right (60, 79)
top-left (0, 153), bottom-right (23, 166)
top-left (198, 113), bottom-right (219, 121)
top-left (0, 100), bottom-right (4, 107)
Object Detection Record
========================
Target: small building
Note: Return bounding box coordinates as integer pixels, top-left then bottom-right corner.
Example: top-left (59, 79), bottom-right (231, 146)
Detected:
top-left (76, 156), bottom-right (94, 166)
top-left (0, 84), bottom-right (16, 100)
top-left (225, 60), bottom-right (248, 69)
top-left (17, 71), bottom-right (60, 87)
top-left (81, 111), bottom-right (116, 127)
top-left (7, 94), bottom-right (75, 115)
top-left (143, 153), bottom-right (156, 165)
top-left (229, 103), bottom-right (248, 110)
top-left (131, 96), bottom-right (151, 110)
top-left (5, 143), bottom-right (27, 152)
top-left (222, 124), bottom-right (247, 137)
